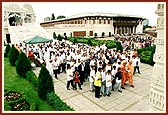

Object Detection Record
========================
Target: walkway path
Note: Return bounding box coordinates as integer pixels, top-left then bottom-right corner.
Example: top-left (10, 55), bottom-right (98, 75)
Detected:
top-left (33, 63), bottom-right (153, 112)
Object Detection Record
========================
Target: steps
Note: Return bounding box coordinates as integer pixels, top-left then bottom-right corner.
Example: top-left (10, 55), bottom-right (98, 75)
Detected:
top-left (8, 23), bottom-right (53, 44)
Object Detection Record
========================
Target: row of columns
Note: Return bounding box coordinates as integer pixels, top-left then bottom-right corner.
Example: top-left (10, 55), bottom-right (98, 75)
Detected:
top-left (114, 26), bottom-right (136, 34)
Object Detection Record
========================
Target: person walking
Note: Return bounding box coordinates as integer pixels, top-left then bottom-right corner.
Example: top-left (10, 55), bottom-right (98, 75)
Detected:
top-left (89, 66), bottom-right (96, 92)
top-left (74, 70), bottom-right (82, 90)
top-left (120, 60), bottom-right (127, 89)
top-left (106, 70), bottom-right (112, 96)
top-left (94, 67), bottom-right (102, 98)
top-left (115, 67), bottom-right (122, 93)
top-left (126, 60), bottom-right (134, 87)
top-left (66, 64), bottom-right (75, 90)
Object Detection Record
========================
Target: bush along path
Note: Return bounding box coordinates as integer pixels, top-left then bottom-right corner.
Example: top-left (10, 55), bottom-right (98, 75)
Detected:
top-left (4, 51), bottom-right (74, 111)
top-left (4, 58), bottom-right (54, 111)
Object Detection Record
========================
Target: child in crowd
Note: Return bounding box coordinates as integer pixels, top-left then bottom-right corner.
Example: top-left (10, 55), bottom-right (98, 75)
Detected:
top-left (74, 70), bottom-right (82, 90)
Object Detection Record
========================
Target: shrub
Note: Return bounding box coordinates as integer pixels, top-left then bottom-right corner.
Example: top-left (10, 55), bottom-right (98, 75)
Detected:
top-left (53, 32), bottom-right (57, 39)
top-left (73, 37), bottom-right (77, 44)
top-left (116, 41), bottom-right (123, 52)
top-left (38, 65), bottom-right (54, 100)
top-left (70, 33), bottom-right (72, 37)
top-left (26, 70), bottom-right (38, 88)
top-left (137, 45), bottom-right (156, 65)
top-left (57, 34), bottom-right (62, 41)
top-left (4, 100), bottom-right (12, 111)
top-left (8, 44), bottom-right (20, 66)
top-left (16, 52), bottom-right (32, 78)
top-left (87, 39), bottom-right (92, 46)
top-left (4, 44), bottom-right (11, 57)
top-left (46, 92), bottom-right (74, 111)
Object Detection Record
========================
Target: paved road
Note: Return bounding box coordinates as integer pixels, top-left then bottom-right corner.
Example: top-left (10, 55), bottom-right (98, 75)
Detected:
top-left (33, 63), bottom-right (153, 112)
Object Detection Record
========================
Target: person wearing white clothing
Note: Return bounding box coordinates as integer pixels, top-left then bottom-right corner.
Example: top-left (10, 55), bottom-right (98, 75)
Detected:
top-left (46, 59), bottom-right (53, 76)
top-left (89, 66), bottom-right (96, 92)
top-left (66, 64), bottom-right (75, 90)
top-left (132, 56), bottom-right (141, 74)
top-left (101, 67), bottom-right (106, 96)
top-left (106, 70), bottom-right (112, 96)
top-left (106, 62), bottom-right (112, 72)
top-left (52, 57), bottom-right (59, 79)
top-left (43, 50), bottom-right (50, 63)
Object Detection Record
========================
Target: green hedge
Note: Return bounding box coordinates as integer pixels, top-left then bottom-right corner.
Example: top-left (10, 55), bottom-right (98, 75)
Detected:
top-left (46, 92), bottom-right (74, 111)
top-left (4, 44), bottom-right (11, 57)
top-left (26, 70), bottom-right (38, 88)
top-left (68, 37), bottom-right (116, 49)
top-left (137, 45), bottom-right (156, 66)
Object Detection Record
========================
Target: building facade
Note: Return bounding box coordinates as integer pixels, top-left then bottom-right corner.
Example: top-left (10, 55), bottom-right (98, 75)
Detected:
top-left (3, 3), bottom-right (36, 44)
top-left (149, 4), bottom-right (165, 111)
top-left (40, 12), bottom-right (144, 37)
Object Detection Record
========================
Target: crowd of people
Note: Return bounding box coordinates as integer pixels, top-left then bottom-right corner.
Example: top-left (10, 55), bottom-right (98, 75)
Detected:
top-left (15, 35), bottom-right (154, 98)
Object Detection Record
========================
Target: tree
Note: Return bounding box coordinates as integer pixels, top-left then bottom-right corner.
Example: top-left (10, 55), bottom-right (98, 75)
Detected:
top-left (57, 15), bottom-right (66, 19)
top-left (73, 38), bottom-right (77, 44)
top-left (116, 41), bottom-right (123, 52)
top-left (102, 32), bottom-right (105, 38)
top-left (53, 32), bottom-right (57, 39)
top-left (16, 52), bottom-right (32, 78)
top-left (94, 33), bottom-right (97, 38)
top-left (4, 44), bottom-right (11, 57)
top-left (51, 13), bottom-right (55, 20)
top-left (143, 24), bottom-right (152, 30)
top-left (87, 39), bottom-right (92, 46)
top-left (38, 65), bottom-right (54, 100)
top-left (8, 44), bottom-right (20, 66)
top-left (70, 33), bottom-right (72, 37)
top-left (57, 34), bottom-right (62, 41)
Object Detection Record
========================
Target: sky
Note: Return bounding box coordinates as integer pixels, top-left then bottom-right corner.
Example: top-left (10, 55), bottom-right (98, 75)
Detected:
top-left (31, 2), bottom-right (159, 26)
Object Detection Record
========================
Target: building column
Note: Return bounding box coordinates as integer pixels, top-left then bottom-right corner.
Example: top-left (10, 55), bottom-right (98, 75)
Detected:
top-left (115, 26), bottom-right (117, 34)
top-left (123, 26), bottom-right (126, 34)
top-left (149, 4), bottom-right (165, 111)
top-left (132, 26), bottom-right (135, 33)
top-left (120, 27), bottom-right (123, 34)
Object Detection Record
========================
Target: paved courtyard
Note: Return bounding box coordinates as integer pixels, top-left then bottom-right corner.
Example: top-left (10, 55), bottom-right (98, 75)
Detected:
top-left (33, 63), bottom-right (153, 112)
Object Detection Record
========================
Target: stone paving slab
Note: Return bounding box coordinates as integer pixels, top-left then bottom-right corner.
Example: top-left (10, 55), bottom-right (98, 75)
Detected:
top-left (33, 63), bottom-right (153, 112)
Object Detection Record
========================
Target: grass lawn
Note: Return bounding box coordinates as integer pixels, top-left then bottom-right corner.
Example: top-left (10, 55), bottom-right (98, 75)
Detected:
top-left (4, 58), bottom-right (55, 111)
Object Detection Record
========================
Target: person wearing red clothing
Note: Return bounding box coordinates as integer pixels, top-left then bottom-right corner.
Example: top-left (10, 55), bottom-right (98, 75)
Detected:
top-left (73, 70), bottom-right (82, 90)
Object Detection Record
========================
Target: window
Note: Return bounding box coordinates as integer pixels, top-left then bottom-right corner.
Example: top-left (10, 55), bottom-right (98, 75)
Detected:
top-left (108, 20), bottom-right (110, 24)
top-left (99, 19), bottom-right (101, 24)
top-left (104, 20), bottom-right (106, 24)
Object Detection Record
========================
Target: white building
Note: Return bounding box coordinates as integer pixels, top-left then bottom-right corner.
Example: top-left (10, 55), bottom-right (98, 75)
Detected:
top-left (40, 12), bottom-right (145, 37)
top-left (3, 3), bottom-right (52, 44)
